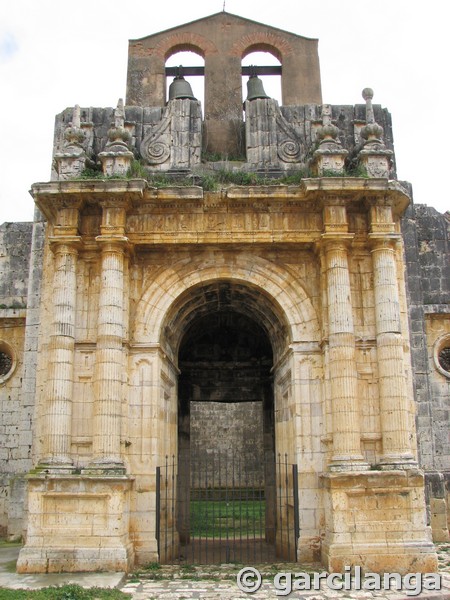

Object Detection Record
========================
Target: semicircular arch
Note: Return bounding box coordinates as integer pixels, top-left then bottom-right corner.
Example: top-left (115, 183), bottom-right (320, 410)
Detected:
top-left (154, 32), bottom-right (218, 60)
top-left (133, 255), bottom-right (320, 361)
top-left (230, 32), bottom-right (294, 61)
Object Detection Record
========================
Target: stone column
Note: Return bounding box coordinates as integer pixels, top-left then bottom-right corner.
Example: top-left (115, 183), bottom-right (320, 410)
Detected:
top-left (90, 200), bottom-right (130, 471)
top-left (41, 197), bottom-right (81, 467)
top-left (370, 235), bottom-right (417, 468)
top-left (323, 236), bottom-right (369, 471)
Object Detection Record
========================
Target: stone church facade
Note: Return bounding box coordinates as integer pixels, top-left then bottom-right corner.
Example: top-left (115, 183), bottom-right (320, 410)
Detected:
top-left (0, 12), bottom-right (448, 574)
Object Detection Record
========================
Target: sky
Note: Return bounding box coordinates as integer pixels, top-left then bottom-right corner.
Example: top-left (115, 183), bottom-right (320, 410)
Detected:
top-left (1, 0), bottom-right (448, 224)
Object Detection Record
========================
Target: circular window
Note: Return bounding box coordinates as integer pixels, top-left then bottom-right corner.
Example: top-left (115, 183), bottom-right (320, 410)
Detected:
top-left (434, 335), bottom-right (450, 379)
top-left (0, 341), bottom-right (16, 384)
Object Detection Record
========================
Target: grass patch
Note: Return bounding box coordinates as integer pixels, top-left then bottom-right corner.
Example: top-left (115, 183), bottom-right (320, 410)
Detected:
top-left (73, 160), bottom-right (370, 188)
top-left (190, 499), bottom-right (265, 538)
top-left (0, 540), bottom-right (21, 548)
top-left (0, 584), bottom-right (128, 599)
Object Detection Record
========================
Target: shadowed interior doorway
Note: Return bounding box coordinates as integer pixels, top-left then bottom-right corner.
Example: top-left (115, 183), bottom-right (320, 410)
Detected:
top-left (176, 309), bottom-right (277, 563)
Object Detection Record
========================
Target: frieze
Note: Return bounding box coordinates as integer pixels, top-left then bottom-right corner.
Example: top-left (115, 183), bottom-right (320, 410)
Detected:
top-left (126, 210), bottom-right (323, 235)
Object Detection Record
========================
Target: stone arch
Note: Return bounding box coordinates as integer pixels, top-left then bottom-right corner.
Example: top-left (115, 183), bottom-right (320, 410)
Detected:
top-left (133, 254), bottom-right (320, 362)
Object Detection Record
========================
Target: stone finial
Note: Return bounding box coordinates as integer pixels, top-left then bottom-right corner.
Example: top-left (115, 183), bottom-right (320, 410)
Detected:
top-left (54, 105), bottom-right (88, 180)
top-left (357, 88), bottom-right (393, 178)
top-left (360, 88), bottom-right (385, 148)
top-left (105, 98), bottom-right (132, 151)
top-left (98, 99), bottom-right (134, 176)
top-left (114, 98), bottom-right (125, 128)
top-left (311, 104), bottom-right (348, 176)
top-left (362, 88), bottom-right (375, 122)
top-left (63, 105), bottom-right (85, 150)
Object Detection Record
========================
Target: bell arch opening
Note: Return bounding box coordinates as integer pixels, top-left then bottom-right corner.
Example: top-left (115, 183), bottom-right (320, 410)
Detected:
top-left (242, 48), bottom-right (282, 106)
top-left (165, 48), bottom-right (205, 108)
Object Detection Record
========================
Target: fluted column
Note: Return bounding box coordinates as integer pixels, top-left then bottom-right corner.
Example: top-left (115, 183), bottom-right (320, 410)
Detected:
top-left (91, 199), bottom-right (130, 470)
top-left (42, 238), bottom-right (80, 467)
top-left (323, 236), bottom-right (369, 471)
top-left (370, 236), bottom-right (417, 468)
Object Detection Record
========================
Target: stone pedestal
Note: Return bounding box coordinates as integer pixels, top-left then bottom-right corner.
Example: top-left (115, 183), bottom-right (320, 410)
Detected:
top-left (17, 475), bottom-right (134, 573)
top-left (320, 470), bottom-right (437, 574)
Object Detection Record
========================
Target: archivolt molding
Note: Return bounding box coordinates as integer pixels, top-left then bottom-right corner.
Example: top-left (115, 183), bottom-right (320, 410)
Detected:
top-left (133, 254), bottom-right (320, 360)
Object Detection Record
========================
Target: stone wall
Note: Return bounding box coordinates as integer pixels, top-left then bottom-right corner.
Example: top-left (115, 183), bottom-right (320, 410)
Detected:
top-left (0, 222), bottom-right (32, 307)
top-left (0, 221), bottom-right (33, 538)
top-left (51, 100), bottom-right (395, 179)
top-left (402, 201), bottom-right (450, 541)
top-left (190, 401), bottom-right (265, 487)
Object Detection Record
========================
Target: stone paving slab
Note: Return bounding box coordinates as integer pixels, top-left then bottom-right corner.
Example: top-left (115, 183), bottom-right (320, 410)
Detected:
top-left (1, 544), bottom-right (450, 599)
top-left (120, 573), bottom-right (450, 599)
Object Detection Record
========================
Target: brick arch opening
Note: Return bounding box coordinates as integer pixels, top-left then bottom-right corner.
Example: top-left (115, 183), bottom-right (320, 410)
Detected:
top-left (242, 43), bottom-right (283, 63)
top-left (241, 46), bottom-right (282, 105)
top-left (165, 47), bottom-right (205, 107)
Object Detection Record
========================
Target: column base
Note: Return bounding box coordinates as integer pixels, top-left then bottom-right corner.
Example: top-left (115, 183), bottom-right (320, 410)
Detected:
top-left (82, 466), bottom-right (127, 476)
top-left (36, 461), bottom-right (75, 475)
top-left (83, 458), bottom-right (126, 476)
top-left (379, 454), bottom-right (418, 470)
top-left (329, 457), bottom-right (370, 472)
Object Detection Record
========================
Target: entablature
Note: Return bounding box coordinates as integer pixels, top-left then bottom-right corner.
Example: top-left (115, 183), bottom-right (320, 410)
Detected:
top-left (31, 177), bottom-right (410, 248)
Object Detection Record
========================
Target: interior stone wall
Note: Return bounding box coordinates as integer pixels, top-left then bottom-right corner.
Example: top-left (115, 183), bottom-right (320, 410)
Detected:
top-left (190, 401), bottom-right (264, 486)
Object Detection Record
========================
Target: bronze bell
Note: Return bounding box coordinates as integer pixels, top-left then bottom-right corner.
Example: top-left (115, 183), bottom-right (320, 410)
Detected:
top-left (246, 74), bottom-right (270, 101)
top-left (168, 74), bottom-right (196, 101)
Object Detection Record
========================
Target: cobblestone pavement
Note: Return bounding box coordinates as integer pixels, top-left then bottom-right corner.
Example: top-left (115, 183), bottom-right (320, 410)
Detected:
top-left (119, 544), bottom-right (450, 599)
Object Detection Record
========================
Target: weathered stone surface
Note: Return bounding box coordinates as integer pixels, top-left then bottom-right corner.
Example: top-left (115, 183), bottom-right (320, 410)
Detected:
top-left (0, 221), bottom-right (33, 539)
top-left (1, 12), bottom-right (449, 577)
top-left (402, 202), bottom-right (450, 543)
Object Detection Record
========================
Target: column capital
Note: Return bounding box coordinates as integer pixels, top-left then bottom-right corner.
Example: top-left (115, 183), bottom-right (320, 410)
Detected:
top-left (48, 236), bottom-right (83, 254)
top-left (368, 232), bottom-right (401, 250)
top-left (95, 234), bottom-right (132, 255)
top-left (320, 232), bottom-right (354, 251)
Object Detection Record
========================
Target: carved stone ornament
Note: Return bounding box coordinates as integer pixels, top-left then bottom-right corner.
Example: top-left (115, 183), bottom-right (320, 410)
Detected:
top-left (276, 110), bottom-right (303, 163)
top-left (311, 104), bottom-right (348, 175)
top-left (357, 88), bottom-right (392, 177)
top-left (140, 109), bottom-right (172, 165)
top-left (278, 138), bottom-right (302, 163)
top-left (99, 99), bottom-right (134, 176)
top-left (53, 105), bottom-right (88, 179)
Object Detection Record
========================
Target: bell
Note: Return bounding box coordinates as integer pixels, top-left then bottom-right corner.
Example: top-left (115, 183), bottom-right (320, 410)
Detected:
top-left (168, 75), bottom-right (196, 101)
top-left (246, 75), bottom-right (270, 101)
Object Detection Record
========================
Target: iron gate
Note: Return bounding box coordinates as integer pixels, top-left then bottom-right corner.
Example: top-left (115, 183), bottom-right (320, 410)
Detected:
top-left (156, 452), bottom-right (299, 564)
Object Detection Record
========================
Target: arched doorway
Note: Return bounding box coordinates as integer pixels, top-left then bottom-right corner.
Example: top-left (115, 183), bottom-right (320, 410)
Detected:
top-left (177, 309), bottom-right (275, 563)
top-left (154, 279), bottom-right (299, 564)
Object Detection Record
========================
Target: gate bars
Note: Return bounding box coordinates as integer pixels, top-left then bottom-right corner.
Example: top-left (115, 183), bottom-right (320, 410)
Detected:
top-left (156, 452), bottom-right (299, 564)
